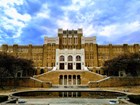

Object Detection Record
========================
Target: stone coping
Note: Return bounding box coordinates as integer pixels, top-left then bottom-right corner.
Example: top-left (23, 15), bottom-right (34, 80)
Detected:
top-left (0, 86), bottom-right (140, 95)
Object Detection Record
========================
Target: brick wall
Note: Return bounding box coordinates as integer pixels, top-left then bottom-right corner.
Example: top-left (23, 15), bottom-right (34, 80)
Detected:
top-left (89, 77), bottom-right (140, 87)
top-left (1, 78), bottom-right (51, 88)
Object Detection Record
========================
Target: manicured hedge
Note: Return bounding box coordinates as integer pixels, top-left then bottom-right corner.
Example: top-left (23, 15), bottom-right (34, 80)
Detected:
top-left (0, 95), bottom-right (8, 103)
top-left (128, 95), bottom-right (140, 104)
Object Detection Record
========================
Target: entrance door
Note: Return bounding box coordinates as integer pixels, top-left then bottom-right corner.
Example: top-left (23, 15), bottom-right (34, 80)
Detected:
top-left (76, 63), bottom-right (81, 70)
top-left (68, 63), bottom-right (73, 70)
top-left (60, 63), bottom-right (64, 70)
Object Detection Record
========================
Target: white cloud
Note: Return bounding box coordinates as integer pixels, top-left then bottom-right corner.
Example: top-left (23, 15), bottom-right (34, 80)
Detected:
top-left (98, 21), bottom-right (140, 38)
top-left (61, 0), bottom-right (94, 11)
top-left (57, 16), bottom-right (96, 37)
top-left (40, 26), bottom-right (57, 37)
top-left (0, 0), bottom-right (31, 39)
top-left (35, 3), bottom-right (50, 19)
top-left (0, 0), bottom-right (23, 8)
top-left (57, 0), bottom-right (99, 37)
top-left (4, 8), bottom-right (31, 22)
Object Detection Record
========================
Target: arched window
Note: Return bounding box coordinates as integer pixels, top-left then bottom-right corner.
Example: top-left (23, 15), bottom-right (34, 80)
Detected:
top-left (76, 55), bottom-right (81, 61)
top-left (68, 55), bottom-right (73, 61)
top-left (59, 55), bottom-right (65, 61)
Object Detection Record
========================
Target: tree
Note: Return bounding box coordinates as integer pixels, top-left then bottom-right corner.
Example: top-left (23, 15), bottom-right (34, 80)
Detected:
top-left (0, 52), bottom-right (35, 88)
top-left (103, 53), bottom-right (140, 76)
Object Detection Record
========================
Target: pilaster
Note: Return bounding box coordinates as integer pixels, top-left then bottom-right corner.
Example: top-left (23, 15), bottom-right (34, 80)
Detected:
top-left (28, 44), bottom-right (32, 60)
top-left (43, 44), bottom-right (48, 67)
top-left (109, 44), bottom-right (113, 59)
top-left (123, 44), bottom-right (129, 54)
top-left (93, 44), bottom-right (98, 67)
top-left (13, 44), bottom-right (18, 57)
top-left (134, 44), bottom-right (139, 53)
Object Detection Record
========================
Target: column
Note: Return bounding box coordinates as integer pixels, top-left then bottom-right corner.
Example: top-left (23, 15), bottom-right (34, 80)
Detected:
top-left (62, 92), bottom-right (64, 97)
top-left (76, 75), bottom-right (77, 85)
top-left (72, 92), bottom-right (73, 97)
top-left (72, 75), bottom-right (73, 85)
top-left (65, 51), bottom-right (67, 70)
top-left (67, 92), bottom-right (68, 97)
top-left (63, 75), bottom-right (64, 86)
top-left (76, 92), bottom-right (78, 97)
top-left (73, 54), bottom-right (76, 70)
top-left (67, 75), bottom-right (68, 86)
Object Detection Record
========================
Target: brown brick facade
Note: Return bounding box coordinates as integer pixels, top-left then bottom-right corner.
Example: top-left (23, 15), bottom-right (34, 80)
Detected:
top-left (0, 29), bottom-right (140, 75)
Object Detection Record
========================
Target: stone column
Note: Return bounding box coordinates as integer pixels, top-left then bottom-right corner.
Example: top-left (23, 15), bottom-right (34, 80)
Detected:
top-left (67, 75), bottom-right (69, 86)
top-left (76, 75), bottom-right (77, 85)
top-left (62, 92), bottom-right (64, 97)
top-left (72, 75), bottom-right (73, 85)
top-left (73, 52), bottom-right (76, 70)
top-left (63, 75), bottom-right (64, 86)
top-left (76, 92), bottom-right (78, 97)
top-left (72, 92), bottom-right (73, 97)
top-left (65, 50), bottom-right (67, 70)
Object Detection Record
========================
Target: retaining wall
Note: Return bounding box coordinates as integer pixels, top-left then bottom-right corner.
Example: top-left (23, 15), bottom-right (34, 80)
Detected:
top-left (89, 77), bottom-right (140, 88)
top-left (0, 78), bottom-right (51, 88)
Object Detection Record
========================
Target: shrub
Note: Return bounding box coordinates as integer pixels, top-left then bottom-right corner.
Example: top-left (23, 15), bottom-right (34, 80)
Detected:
top-left (128, 95), bottom-right (140, 104)
top-left (0, 95), bottom-right (8, 102)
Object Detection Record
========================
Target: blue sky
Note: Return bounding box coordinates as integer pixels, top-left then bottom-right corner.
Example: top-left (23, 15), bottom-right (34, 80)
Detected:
top-left (0, 0), bottom-right (140, 45)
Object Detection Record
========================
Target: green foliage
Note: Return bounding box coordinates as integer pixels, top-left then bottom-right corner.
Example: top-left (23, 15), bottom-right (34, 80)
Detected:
top-left (0, 53), bottom-right (35, 77)
top-left (0, 95), bottom-right (8, 102)
top-left (0, 52), bottom-right (36, 88)
top-left (103, 53), bottom-right (140, 76)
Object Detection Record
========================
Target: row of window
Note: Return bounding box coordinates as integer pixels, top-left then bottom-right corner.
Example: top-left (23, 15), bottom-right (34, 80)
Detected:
top-left (60, 55), bottom-right (81, 61)
top-left (63, 30), bottom-right (77, 34)
top-left (62, 38), bottom-right (78, 45)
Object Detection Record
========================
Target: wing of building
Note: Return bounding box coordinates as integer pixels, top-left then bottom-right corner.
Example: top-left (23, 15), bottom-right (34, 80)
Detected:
top-left (0, 28), bottom-right (140, 87)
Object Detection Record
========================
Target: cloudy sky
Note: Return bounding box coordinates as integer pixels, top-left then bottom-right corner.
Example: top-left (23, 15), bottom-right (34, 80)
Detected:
top-left (0, 0), bottom-right (140, 45)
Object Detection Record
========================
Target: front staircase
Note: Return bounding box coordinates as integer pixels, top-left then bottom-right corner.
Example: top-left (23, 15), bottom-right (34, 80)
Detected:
top-left (33, 69), bottom-right (106, 87)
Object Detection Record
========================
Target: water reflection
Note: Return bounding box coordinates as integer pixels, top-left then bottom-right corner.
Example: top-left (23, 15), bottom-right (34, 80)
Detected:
top-left (13, 90), bottom-right (125, 98)
top-left (12, 91), bottom-right (127, 104)
top-left (59, 92), bottom-right (81, 97)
